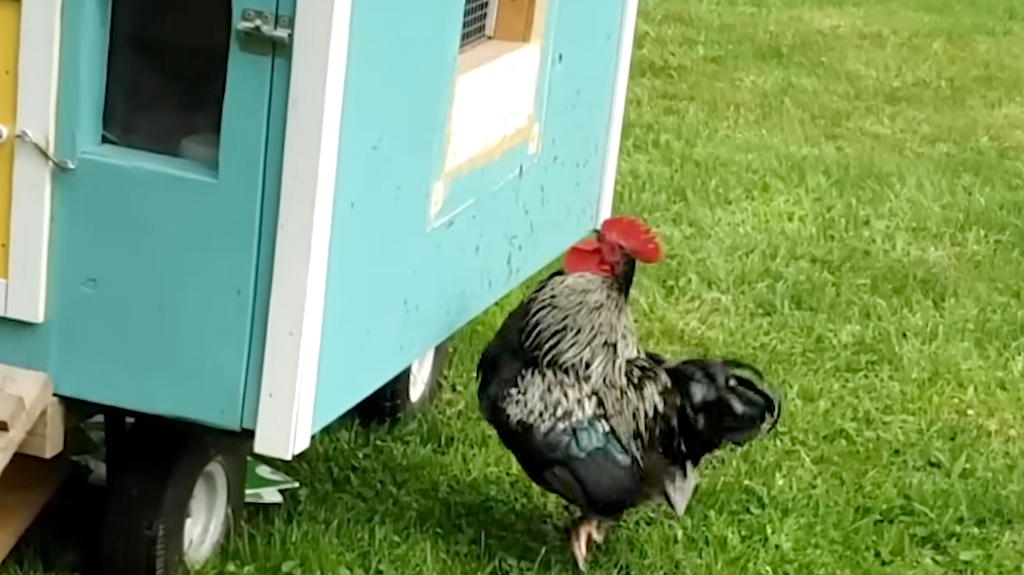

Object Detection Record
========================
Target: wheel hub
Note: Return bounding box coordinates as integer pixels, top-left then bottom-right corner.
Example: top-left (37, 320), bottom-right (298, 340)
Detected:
top-left (183, 459), bottom-right (230, 568)
top-left (408, 348), bottom-right (436, 403)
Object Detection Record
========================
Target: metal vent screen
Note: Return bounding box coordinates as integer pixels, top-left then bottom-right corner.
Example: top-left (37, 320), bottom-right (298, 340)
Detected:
top-left (461, 0), bottom-right (494, 48)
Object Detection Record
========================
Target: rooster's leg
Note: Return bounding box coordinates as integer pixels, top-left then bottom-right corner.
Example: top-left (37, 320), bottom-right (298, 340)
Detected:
top-left (570, 519), bottom-right (602, 570)
top-left (590, 520), bottom-right (609, 545)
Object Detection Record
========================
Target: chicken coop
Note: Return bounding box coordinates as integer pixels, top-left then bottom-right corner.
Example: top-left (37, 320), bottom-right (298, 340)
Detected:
top-left (0, 0), bottom-right (641, 572)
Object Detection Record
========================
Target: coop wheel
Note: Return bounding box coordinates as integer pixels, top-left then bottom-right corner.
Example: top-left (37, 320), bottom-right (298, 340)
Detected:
top-left (354, 341), bottom-right (450, 425)
top-left (101, 417), bottom-right (248, 575)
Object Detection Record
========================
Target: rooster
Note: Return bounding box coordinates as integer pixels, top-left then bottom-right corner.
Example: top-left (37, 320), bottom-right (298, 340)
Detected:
top-left (477, 216), bottom-right (781, 569)
top-left (476, 215), bottom-right (665, 567)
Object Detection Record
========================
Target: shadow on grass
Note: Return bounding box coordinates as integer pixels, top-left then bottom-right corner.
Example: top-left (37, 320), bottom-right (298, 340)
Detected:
top-left (235, 416), bottom-right (586, 573)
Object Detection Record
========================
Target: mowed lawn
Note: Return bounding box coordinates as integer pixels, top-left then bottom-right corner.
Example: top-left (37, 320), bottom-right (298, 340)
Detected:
top-left (12, 0), bottom-right (1024, 573)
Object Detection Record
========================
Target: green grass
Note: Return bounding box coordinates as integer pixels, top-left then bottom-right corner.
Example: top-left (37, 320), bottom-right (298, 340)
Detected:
top-left (10, 0), bottom-right (1024, 573)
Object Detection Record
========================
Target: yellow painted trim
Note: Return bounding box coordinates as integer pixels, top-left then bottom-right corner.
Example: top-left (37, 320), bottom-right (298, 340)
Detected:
top-left (0, 0), bottom-right (19, 280)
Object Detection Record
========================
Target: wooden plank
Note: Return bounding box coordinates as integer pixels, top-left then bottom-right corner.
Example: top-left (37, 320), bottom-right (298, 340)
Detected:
top-left (17, 397), bottom-right (64, 459)
top-left (0, 390), bottom-right (25, 431)
top-left (492, 0), bottom-right (536, 42)
top-left (0, 364), bottom-right (52, 474)
top-left (0, 454), bottom-right (68, 564)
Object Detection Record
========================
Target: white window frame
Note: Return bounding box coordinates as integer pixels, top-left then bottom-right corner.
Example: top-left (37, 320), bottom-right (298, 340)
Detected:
top-left (484, 0), bottom-right (500, 37)
top-left (0, 0), bottom-right (63, 324)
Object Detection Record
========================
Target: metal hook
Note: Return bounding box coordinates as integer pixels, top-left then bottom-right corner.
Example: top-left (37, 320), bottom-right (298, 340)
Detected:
top-left (16, 129), bottom-right (76, 171)
top-left (0, 124), bottom-right (9, 144)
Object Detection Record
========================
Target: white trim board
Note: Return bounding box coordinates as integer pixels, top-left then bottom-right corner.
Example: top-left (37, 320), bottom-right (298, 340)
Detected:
top-left (0, 279), bottom-right (7, 316)
top-left (4, 0), bottom-right (62, 324)
top-left (597, 0), bottom-right (639, 223)
top-left (253, 0), bottom-right (353, 460)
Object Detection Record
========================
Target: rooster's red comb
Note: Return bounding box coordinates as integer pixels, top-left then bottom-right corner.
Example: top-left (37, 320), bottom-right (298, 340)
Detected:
top-left (599, 215), bottom-right (662, 263)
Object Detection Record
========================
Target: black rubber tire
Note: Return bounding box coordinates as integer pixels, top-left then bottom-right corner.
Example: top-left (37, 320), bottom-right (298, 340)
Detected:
top-left (101, 415), bottom-right (248, 575)
top-left (352, 341), bottom-right (450, 426)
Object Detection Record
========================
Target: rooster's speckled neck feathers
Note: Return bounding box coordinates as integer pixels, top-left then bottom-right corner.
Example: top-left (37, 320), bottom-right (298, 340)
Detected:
top-left (500, 272), bottom-right (670, 461)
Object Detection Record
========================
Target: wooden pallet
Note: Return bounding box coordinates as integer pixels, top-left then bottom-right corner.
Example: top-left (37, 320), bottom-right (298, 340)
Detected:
top-left (0, 364), bottom-right (66, 565)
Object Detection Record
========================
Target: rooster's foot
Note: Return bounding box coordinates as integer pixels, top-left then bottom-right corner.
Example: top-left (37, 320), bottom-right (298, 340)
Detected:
top-left (570, 519), bottom-right (606, 570)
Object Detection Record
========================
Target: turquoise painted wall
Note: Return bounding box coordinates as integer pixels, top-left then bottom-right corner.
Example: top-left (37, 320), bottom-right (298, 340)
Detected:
top-left (309, 0), bottom-right (628, 432)
top-left (0, 0), bottom-right (628, 435)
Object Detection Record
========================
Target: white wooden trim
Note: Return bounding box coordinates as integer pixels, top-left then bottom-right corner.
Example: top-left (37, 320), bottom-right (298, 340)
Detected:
top-left (253, 0), bottom-right (353, 460)
top-left (4, 0), bottom-right (62, 324)
top-left (0, 279), bottom-right (7, 316)
top-left (597, 0), bottom-right (639, 223)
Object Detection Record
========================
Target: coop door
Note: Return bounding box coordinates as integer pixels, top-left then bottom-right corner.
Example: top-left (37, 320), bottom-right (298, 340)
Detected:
top-left (37, 0), bottom-right (281, 426)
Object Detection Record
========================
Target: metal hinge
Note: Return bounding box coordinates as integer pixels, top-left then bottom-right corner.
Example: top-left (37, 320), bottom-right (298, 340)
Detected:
top-left (236, 9), bottom-right (293, 52)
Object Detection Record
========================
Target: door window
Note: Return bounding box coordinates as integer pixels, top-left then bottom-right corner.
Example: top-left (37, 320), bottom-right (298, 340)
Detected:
top-left (102, 0), bottom-right (232, 169)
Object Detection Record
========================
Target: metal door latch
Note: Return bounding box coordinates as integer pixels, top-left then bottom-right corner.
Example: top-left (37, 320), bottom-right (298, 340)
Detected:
top-left (16, 129), bottom-right (76, 171)
top-left (237, 9), bottom-right (293, 47)
top-left (1, 125), bottom-right (76, 170)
